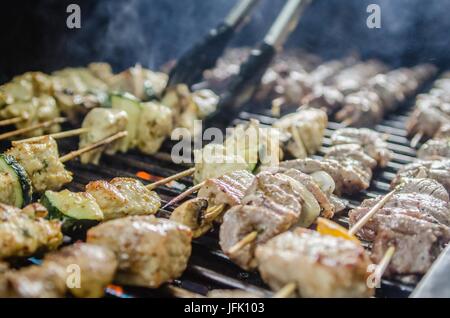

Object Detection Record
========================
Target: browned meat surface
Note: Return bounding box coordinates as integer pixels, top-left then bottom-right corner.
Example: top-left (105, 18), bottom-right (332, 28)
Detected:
top-left (302, 85), bottom-right (344, 113)
top-left (330, 128), bottom-right (392, 167)
top-left (0, 203), bottom-right (62, 259)
top-left (44, 243), bottom-right (117, 298)
top-left (255, 228), bottom-right (373, 298)
top-left (280, 158), bottom-right (371, 195)
top-left (417, 139), bottom-right (450, 160)
top-left (0, 243), bottom-right (117, 298)
top-left (87, 216), bottom-right (192, 288)
top-left (391, 159), bottom-right (450, 194)
top-left (371, 215), bottom-right (450, 275)
top-left (197, 170), bottom-right (255, 207)
top-left (349, 193), bottom-right (450, 241)
top-left (335, 90), bottom-right (384, 127)
top-left (406, 96), bottom-right (450, 138)
top-left (397, 178), bottom-right (449, 202)
top-left (325, 144), bottom-right (377, 170)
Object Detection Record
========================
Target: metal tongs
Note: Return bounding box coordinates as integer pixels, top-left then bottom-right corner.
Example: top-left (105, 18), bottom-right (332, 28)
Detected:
top-left (166, 0), bottom-right (261, 89)
top-left (208, 0), bottom-right (312, 123)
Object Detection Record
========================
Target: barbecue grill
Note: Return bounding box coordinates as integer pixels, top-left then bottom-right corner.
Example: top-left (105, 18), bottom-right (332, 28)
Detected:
top-left (1, 0), bottom-right (450, 299)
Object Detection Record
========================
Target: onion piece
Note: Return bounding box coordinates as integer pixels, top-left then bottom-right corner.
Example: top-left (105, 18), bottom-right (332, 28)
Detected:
top-left (311, 171), bottom-right (335, 195)
top-left (286, 176), bottom-right (321, 228)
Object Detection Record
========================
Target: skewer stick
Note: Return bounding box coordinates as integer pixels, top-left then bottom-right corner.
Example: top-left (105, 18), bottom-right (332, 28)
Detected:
top-left (162, 181), bottom-right (205, 209)
top-left (341, 118), bottom-right (353, 127)
top-left (12, 128), bottom-right (90, 146)
top-left (59, 131), bottom-right (127, 163)
top-left (410, 132), bottom-right (423, 148)
top-left (273, 282), bottom-right (296, 298)
top-left (348, 190), bottom-right (396, 236)
top-left (146, 168), bottom-right (195, 191)
top-left (0, 117), bottom-right (67, 141)
top-left (227, 231), bottom-right (258, 255)
top-left (0, 116), bottom-right (26, 127)
top-left (374, 246), bottom-right (396, 282)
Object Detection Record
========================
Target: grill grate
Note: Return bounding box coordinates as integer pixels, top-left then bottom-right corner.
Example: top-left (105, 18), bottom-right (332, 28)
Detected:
top-left (13, 83), bottom-right (439, 298)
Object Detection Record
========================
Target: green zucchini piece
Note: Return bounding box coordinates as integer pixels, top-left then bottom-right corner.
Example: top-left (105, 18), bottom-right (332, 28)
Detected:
top-left (111, 92), bottom-right (141, 151)
top-left (41, 190), bottom-right (104, 233)
top-left (0, 154), bottom-right (32, 207)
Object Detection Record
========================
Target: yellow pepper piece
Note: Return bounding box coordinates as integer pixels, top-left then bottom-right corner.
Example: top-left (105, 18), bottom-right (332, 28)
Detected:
top-left (316, 217), bottom-right (360, 243)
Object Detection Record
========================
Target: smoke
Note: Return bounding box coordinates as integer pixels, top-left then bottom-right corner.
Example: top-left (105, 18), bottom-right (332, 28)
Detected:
top-left (0, 0), bottom-right (449, 82)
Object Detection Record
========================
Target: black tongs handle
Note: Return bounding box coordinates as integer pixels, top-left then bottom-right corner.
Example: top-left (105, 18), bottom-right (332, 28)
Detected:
top-left (167, 0), bottom-right (261, 89)
top-left (211, 0), bottom-right (312, 122)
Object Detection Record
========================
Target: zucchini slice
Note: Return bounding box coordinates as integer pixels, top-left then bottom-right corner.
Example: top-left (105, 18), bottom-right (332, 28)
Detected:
top-left (0, 154), bottom-right (32, 207)
top-left (111, 92), bottom-right (141, 151)
top-left (41, 190), bottom-right (104, 233)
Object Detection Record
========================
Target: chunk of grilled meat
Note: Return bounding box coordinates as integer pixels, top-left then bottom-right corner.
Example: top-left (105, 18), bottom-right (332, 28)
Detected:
top-left (0, 263), bottom-right (67, 298)
top-left (197, 170), bottom-right (255, 207)
top-left (325, 144), bottom-right (377, 170)
top-left (85, 177), bottom-right (160, 220)
top-left (79, 108), bottom-right (128, 165)
top-left (391, 159), bottom-right (450, 194)
top-left (280, 158), bottom-right (371, 195)
top-left (220, 205), bottom-right (296, 271)
top-left (0, 243), bottom-right (117, 298)
top-left (87, 216), bottom-right (192, 288)
top-left (417, 139), bottom-right (450, 160)
top-left (255, 228), bottom-right (373, 298)
top-left (0, 203), bottom-right (62, 259)
top-left (6, 136), bottom-right (73, 193)
top-left (330, 128), bottom-right (392, 166)
top-left (349, 192), bottom-right (450, 241)
top-left (397, 178), bottom-right (449, 202)
top-left (371, 215), bottom-right (450, 276)
top-left (44, 243), bottom-right (117, 298)
top-left (302, 85), bottom-right (345, 114)
top-left (335, 90), bottom-right (384, 127)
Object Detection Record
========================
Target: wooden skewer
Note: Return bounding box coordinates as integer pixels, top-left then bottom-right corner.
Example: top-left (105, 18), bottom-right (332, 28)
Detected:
top-left (0, 117), bottom-right (67, 141)
top-left (146, 168), bottom-right (195, 191)
top-left (59, 131), bottom-right (127, 163)
top-left (348, 190), bottom-right (396, 236)
top-left (0, 116), bottom-right (26, 127)
top-left (162, 181), bottom-right (205, 209)
top-left (227, 231), bottom-right (258, 255)
top-left (374, 245), bottom-right (396, 282)
top-left (273, 282), bottom-right (296, 298)
top-left (12, 127), bottom-right (90, 146)
top-left (410, 132), bottom-right (423, 148)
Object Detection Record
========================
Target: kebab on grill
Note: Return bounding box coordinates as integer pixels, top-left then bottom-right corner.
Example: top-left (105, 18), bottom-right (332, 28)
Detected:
top-left (406, 72), bottom-right (450, 143)
top-left (87, 215), bottom-right (192, 288)
top-left (0, 203), bottom-right (63, 260)
top-left (0, 132), bottom-right (126, 208)
top-left (349, 177), bottom-right (450, 276)
top-left (0, 242), bottom-right (117, 298)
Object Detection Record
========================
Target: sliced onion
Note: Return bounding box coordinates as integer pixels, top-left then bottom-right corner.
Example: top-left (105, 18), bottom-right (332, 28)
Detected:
top-left (286, 177), bottom-right (320, 228)
top-left (311, 171), bottom-right (335, 195)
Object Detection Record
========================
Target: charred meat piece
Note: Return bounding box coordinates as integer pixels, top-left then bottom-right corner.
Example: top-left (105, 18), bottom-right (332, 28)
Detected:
top-left (349, 192), bottom-right (450, 241)
top-left (85, 177), bottom-right (160, 220)
top-left (0, 203), bottom-right (62, 259)
top-left (197, 170), bottom-right (255, 207)
top-left (397, 178), bottom-right (449, 202)
top-left (330, 127), bottom-right (392, 167)
top-left (325, 144), bottom-right (377, 170)
top-left (280, 158), bottom-right (371, 195)
top-left (406, 96), bottom-right (450, 138)
top-left (87, 216), bottom-right (192, 288)
top-left (417, 139), bottom-right (450, 160)
top-left (6, 136), bottom-right (73, 193)
top-left (335, 90), bottom-right (384, 127)
top-left (391, 159), bottom-right (450, 194)
top-left (220, 205), bottom-right (296, 271)
top-left (302, 85), bottom-right (345, 114)
top-left (44, 243), bottom-right (117, 298)
top-left (255, 228), bottom-right (373, 298)
top-left (79, 108), bottom-right (128, 165)
top-left (371, 215), bottom-right (450, 276)
top-left (0, 243), bottom-right (117, 298)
